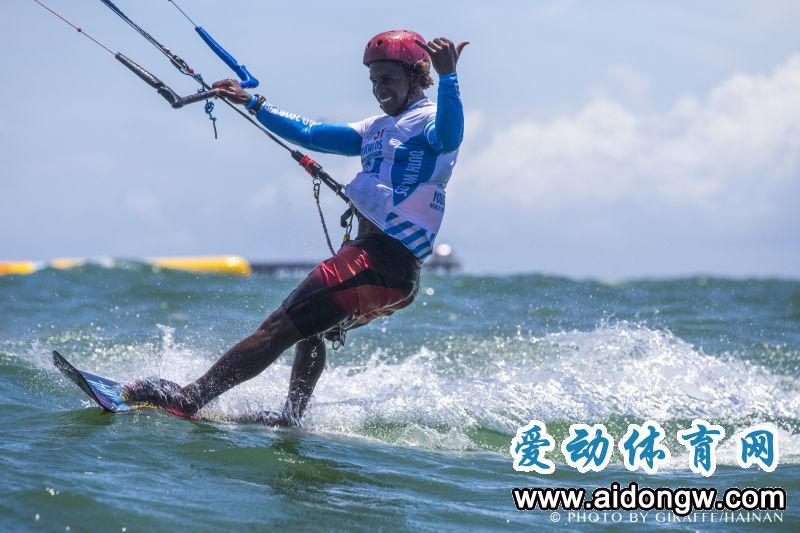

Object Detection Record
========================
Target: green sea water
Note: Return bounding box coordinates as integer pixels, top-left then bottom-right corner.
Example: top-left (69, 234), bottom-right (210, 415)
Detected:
top-left (1, 265), bottom-right (798, 531)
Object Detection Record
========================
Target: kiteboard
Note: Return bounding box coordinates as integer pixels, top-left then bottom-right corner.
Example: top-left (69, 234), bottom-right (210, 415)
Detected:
top-left (52, 350), bottom-right (193, 418)
top-left (52, 351), bottom-right (287, 424)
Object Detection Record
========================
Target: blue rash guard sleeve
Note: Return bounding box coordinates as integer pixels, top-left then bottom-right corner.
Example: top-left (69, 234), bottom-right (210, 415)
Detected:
top-left (248, 97), bottom-right (362, 156)
top-left (424, 73), bottom-right (464, 154)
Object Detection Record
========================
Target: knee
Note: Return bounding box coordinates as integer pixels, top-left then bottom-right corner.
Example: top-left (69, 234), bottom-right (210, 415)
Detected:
top-left (254, 307), bottom-right (302, 348)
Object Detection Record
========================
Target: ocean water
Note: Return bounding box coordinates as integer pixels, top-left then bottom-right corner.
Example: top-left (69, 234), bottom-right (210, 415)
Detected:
top-left (1, 265), bottom-right (798, 531)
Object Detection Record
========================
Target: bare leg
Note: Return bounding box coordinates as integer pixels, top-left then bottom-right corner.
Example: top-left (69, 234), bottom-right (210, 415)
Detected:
top-left (250, 335), bottom-right (327, 427)
top-left (284, 335), bottom-right (327, 423)
top-left (124, 306), bottom-right (303, 416)
top-left (189, 307), bottom-right (303, 402)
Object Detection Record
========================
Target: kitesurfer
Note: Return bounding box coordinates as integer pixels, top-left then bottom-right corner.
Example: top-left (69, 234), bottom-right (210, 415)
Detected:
top-left (124, 31), bottom-right (468, 425)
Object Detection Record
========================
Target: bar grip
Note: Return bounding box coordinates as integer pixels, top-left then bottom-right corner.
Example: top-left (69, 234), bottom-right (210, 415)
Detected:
top-left (116, 53), bottom-right (165, 89)
top-left (175, 90), bottom-right (216, 108)
top-left (116, 53), bottom-right (179, 107)
top-left (116, 53), bottom-right (216, 109)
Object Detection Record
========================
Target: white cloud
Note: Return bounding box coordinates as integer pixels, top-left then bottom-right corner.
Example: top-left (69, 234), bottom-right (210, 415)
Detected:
top-left (455, 54), bottom-right (800, 222)
top-left (441, 55), bottom-right (800, 275)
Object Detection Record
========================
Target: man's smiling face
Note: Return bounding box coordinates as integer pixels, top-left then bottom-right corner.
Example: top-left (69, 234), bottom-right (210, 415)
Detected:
top-left (369, 61), bottom-right (412, 116)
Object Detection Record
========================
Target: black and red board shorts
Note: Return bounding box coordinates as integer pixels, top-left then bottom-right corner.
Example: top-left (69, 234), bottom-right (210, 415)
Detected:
top-left (282, 232), bottom-right (422, 339)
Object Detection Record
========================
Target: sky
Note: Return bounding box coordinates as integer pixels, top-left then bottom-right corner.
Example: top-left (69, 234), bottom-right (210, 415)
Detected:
top-left (2, 0), bottom-right (799, 278)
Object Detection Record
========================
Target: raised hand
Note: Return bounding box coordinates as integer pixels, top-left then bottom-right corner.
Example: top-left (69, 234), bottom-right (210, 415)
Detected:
top-left (211, 78), bottom-right (251, 105)
top-left (414, 37), bottom-right (469, 75)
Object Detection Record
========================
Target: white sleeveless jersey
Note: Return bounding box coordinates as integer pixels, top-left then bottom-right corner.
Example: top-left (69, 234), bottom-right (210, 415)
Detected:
top-left (346, 98), bottom-right (458, 261)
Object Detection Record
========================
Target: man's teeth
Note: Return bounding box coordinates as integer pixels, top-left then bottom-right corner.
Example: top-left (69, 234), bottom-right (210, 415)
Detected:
top-left (379, 96), bottom-right (392, 104)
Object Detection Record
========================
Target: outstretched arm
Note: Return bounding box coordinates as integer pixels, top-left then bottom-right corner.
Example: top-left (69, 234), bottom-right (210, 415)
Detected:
top-left (212, 79), bottom-right (362, 156)
top-left (248, 98), bottom-right (362, 156)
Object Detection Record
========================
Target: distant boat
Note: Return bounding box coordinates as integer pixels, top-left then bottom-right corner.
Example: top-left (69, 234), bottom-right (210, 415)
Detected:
top-left (425, 243), bottom-right (462, 273)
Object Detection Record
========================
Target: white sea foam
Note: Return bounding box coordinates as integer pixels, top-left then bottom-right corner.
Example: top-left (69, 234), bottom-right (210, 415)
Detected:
top-left (35, 322), bottom-right (800, 459)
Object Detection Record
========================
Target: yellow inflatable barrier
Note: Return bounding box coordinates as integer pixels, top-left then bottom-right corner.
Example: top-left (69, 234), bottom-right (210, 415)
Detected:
top-left (50, 258), bottom-right (87, 270)
top-left (0, 261), bottom-right (39, 276)
top-left (1, 256), bottom-right (252, 276)
top-left (147, 256), bottom-right (252, 276)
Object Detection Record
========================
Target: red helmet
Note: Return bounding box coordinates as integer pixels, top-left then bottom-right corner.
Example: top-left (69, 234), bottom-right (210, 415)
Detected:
top-left (363, 30), bottom-right (429, 66)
